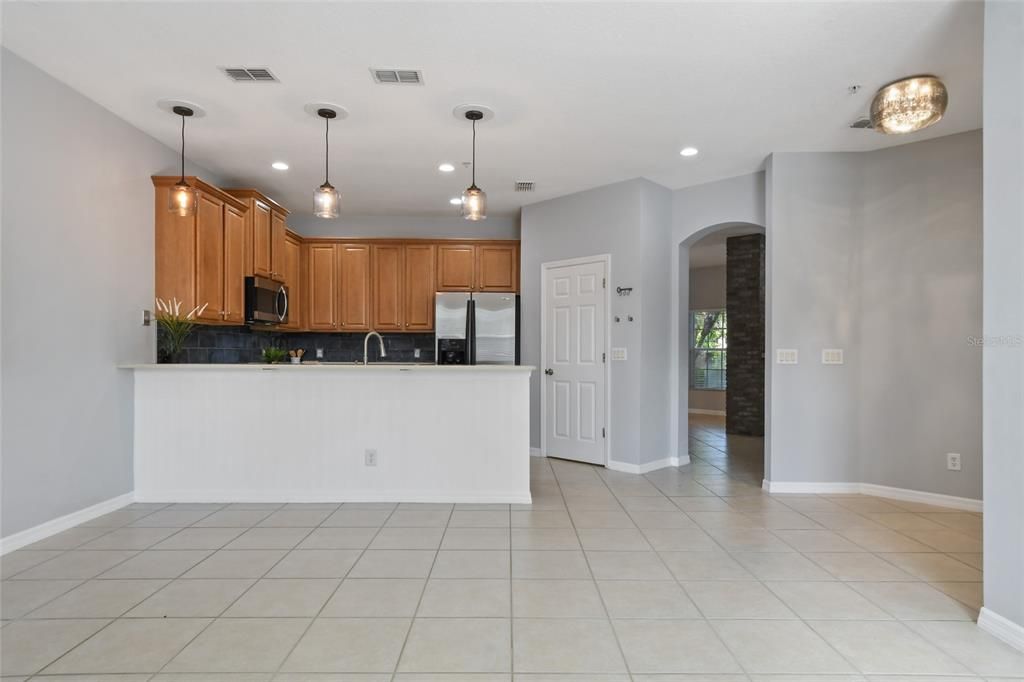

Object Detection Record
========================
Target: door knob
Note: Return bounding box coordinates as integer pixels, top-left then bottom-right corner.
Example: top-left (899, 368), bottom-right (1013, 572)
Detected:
top-left (544, 368), bottom-right (554, 376)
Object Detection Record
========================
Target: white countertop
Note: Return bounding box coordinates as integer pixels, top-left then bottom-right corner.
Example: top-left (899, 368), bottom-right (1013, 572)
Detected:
top-left (120, 363), bottom-right (535, 372)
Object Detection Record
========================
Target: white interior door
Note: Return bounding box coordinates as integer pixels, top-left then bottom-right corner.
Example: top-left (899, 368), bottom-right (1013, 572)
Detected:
top-left (543, 258), bottom-right (607, 465)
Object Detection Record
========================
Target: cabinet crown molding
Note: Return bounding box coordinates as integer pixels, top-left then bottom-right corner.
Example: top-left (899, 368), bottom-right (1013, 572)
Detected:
top-left (152, 176), bottom-right (249, 212)
top-left (223, 188), bottom-right (290, 216)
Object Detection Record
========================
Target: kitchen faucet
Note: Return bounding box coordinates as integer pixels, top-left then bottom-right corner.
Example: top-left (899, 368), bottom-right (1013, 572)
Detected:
top-left (363, 331), bottom-right (386, 365)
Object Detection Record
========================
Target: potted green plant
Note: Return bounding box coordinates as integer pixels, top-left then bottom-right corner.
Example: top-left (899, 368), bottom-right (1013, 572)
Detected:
top-left (155, 297), bottom-right (208, 363)
top-left (262, 346), bottom-right (289, 364)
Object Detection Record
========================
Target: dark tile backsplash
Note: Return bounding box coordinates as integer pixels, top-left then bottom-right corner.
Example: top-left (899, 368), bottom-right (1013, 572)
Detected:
top-left (158, 326), bottom-right (436, 364)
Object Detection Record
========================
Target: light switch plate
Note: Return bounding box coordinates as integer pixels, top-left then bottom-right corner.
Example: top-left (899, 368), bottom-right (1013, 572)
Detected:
top-left (776, 349), bottom-right (798, 365)
top-left (822, 349), bottom-right (844, 365)
top-left (611, 347), bottom-right (628, 361)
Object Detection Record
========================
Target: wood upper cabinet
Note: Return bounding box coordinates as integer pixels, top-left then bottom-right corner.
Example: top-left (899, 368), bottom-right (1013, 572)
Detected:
top-left (270, 211), bottom-right (287, 279)
top-left (154, 177), bottom-right (250, 325)
top-left (436, 242), bottom-right (519, 292)
top-left (279, 233), bottom-right (302, 330)
top-left (436, 244), bottom-right (476, 291)
top-left (338, 243), bottom-right (371, 331)
top-left (251, 201), bottom-right (272, 277)
top-left (371, 244), bottom-right (403, 331)
top-left (307, 243), bottom-right (338, 330)
top-left (403, 244), bottom-right (436, 330)
top-left (224, 189), bottom-right (289, 281)
top-left (194, 193), bottom-right (225, 322)
top-left (477, 243), bottom-right (519, 292)
top-left (222, 204), bottom-right (247, 324)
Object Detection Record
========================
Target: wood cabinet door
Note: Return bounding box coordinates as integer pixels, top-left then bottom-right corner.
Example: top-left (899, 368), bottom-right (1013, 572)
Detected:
top-left (195, 193), bottom-right (225, 322)
top-left (371, 244), bottom-right (403, 331)
top-left (252, 201), bottom-right (272, 277)
top-left (338, 243), bottom-right (371, 331)
top-left (476, 244), bottom-right (519, 292)
top-left (436, 244), bottom-right (476, 291)
top-left (307, 243), bottom-right (338, 330)
top-left (280, 235), bottom-right (302, 330)
top-left (154, 186), bottom-right (197, 310)
top-left (222, 204), bottom-right (247, 323)
top-left (404, 244), bottom-right (436, 331)
top-left (270, 211), bottom-right (287, 279)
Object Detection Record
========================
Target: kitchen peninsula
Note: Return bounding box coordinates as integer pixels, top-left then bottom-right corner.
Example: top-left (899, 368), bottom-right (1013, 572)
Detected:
top-left (123, 362), bottom-right (533, 503)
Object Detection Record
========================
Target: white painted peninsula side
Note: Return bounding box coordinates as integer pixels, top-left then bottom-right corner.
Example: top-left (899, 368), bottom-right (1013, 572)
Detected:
top-left (122, 364), bottom-right (534, 504)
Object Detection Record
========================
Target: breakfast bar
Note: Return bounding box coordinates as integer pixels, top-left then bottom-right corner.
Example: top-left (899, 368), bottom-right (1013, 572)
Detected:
top-left (123, 363), bottom-right (533, 504)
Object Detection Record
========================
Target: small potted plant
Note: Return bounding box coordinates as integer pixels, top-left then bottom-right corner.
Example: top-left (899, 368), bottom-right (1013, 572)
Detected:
top-left (156, 297), bottom-right (208, 363)
top-left (262, 346), bottom-right (288, 364)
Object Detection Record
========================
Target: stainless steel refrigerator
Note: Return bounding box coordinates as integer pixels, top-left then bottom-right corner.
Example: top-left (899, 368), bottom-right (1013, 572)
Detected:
top-left (435, 292), bottom-right (520, 365)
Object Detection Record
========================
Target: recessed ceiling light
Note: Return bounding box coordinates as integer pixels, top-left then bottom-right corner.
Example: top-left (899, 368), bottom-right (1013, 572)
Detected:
top-left (680, 147), bottom-right (699, 157)
top-left (449, 197), bottom-right (463, 205)
top-left (438, 163), bottom-right (455, 173)
top-left (271, 161), bottom-right (289, 170)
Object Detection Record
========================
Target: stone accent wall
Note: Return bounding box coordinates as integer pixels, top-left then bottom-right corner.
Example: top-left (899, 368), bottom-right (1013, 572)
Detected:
top-left (158, 326), bottom-right (436, 364)
top-left (726, 234), bottom-right (765, 436)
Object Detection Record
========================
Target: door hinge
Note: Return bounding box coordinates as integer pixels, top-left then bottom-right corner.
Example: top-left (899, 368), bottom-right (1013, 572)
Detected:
top-left (602, 277), bottom-right (606, 289)
top-left (602, 352), bottom-right (606, 363)
top-left (602, 427), bottom-right (606, 438)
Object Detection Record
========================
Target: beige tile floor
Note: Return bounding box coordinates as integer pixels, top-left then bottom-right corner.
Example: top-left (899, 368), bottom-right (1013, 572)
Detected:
top-left (0, 415), bottom-right (1018, 680)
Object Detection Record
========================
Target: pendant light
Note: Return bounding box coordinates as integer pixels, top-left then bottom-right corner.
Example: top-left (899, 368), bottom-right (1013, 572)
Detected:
top-left (870, 75), bottom-right (948, 134)
top-left (461, 110), bottom-right (487, 221)
top-left (313, 108), bottom-right (340, 218)
top-left (168, 106), bottom-right (197, 217)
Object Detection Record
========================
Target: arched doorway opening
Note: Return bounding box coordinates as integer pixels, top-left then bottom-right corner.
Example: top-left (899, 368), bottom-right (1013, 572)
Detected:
top-left (677, 221), bottom-right (767, 487)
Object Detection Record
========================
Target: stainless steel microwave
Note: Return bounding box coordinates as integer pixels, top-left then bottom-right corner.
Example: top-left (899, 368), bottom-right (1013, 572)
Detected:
top-left (244, 276), bottom-right (288, 325)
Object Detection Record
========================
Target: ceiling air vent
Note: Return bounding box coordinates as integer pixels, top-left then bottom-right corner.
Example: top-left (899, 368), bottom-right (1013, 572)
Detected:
top-left (221, 67), bottom-right (279, 83)
top-left (514, 181), bottom-right (535, 193)
top-left (849, 117), bottom-right (874, 129)
top-left (371, 69), bottom-right (423, 85)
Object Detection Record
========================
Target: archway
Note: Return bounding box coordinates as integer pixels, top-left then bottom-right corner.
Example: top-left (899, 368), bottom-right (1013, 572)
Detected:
top-left (676, 221), bottom-right (768, 485)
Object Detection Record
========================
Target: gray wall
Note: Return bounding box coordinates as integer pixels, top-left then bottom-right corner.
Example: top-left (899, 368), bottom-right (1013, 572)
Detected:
top-left (520, 178), bottom-right (672, 466)
top-left (982, 0), bottom-right (1024, 632)
top-left (0, 50), bottom-right (217, 537)
top-left (859, 131), bottom-right (982, 497)
top-left (288, 212), bottom-right (520, 240)
top-left (766, 132), bottom-right (983, 497)
top-left (767, 152), bottom-right (863, 483)
top-left (688, 265), bottom-right (726, 413)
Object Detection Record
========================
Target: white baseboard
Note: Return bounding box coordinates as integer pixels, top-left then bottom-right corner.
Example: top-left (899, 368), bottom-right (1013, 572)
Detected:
top-left (530, 447), bottom-right (544, 457)
top-left (688, 408), bottom-right (726, 416)
top-left (859, 483), bottom-right (982, 512)
top-left (762, 480), bottom-right (860, 494)
top-left (608, 455), bottom-right (690, 474)
top-left (0, 492), bottom-right (135, 556)
top-left (761, 480), bottom-right (982, 512)
top-left (979, 607), bottom-right (1024, 652)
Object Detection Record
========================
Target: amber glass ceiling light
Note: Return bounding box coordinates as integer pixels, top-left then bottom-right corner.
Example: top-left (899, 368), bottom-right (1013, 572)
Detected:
top-left (168, 106), bottom-right (197, 217)
top-left (461, 110), bottom-right (487, 221)
top-left (313, 108), bottom-right (340, 219)
top-left (870, 75), bottom-right (948, 134)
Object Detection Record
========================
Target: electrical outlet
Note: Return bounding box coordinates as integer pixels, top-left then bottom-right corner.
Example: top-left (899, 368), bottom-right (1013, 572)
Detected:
top-left (364, 449), bottom-right (378, 467)
top-left (946, 453), bottom-right (962, 471)
top-left (414, 348), bottom-right (421, 359)
top-left (316, 347), bottom-right (324, 359)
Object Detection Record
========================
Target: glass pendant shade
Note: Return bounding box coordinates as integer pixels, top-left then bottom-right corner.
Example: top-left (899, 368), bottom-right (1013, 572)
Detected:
top-left (870, 76), bottom-right (948, 134)
top-left (461, 185), bottom-right (487, 221)
top-left (169, 180), bottom-right (197, 217)
top-left (313, 182), bottom-right (340, 219)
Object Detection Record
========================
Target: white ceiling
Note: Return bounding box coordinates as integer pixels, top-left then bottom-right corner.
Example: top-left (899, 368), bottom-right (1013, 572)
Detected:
top-left (2, 1), bottom-right (982, 220)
